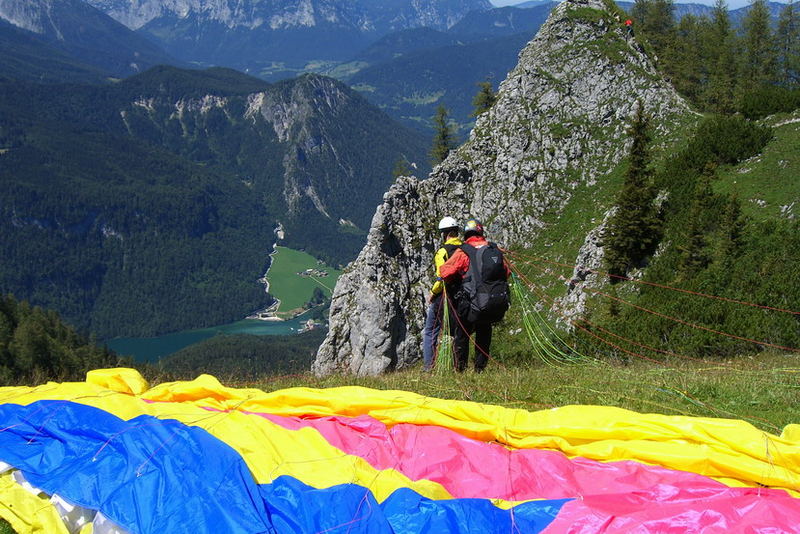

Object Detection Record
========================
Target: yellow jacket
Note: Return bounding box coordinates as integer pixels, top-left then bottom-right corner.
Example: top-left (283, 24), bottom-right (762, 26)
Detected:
top-left (431, 237), bottom-right (462, 295)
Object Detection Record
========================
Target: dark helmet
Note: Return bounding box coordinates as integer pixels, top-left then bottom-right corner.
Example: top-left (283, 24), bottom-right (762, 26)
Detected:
top-left (463, 218), bottom-right (484, 237)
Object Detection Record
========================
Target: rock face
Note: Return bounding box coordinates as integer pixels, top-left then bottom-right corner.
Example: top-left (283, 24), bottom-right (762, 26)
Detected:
top-left (118, 70), bottom-right (427, 263)
top-left (313, 0), bottom-right (692, 375)
top-left (84, 0), bottom-right (491, 68)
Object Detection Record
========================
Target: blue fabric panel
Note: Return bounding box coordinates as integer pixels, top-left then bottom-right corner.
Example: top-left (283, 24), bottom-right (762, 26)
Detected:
top-left (262, 476), bottom-right (570, 534)
top-left (0, 400), bottom-right (273, 534)
top-left (0, 401), bottom-right (569, 534)
top-left (382, 487), bottom-right (569, 533)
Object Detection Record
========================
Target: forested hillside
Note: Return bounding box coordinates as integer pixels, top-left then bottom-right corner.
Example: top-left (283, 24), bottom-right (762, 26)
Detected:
top-left (0, 19), bottom-right (109, 84)
top-left (0, 294), bottom-right (122, 385)
top-left (0, 67), bottom-right (428, 339)
top-left (627, 0), bottom-right (798, 113)
top-left (159, 329), bottom-right (326, 380)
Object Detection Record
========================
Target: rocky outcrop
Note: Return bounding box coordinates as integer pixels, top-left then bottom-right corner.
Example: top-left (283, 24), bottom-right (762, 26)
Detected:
top-left (313, 0), bottom-right (692, 375)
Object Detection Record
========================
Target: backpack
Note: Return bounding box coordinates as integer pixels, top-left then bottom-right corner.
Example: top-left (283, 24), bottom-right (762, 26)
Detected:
top-left (458, 243), bottom-right (510, 323)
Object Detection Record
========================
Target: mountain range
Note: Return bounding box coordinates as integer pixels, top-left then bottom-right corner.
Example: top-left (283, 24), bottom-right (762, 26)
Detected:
top-left (0, 0), bottom-right (790, 132)
top-left (83, 0), bottom-right (492, 73)
top-left (0, 66), bottom-right (427, 338)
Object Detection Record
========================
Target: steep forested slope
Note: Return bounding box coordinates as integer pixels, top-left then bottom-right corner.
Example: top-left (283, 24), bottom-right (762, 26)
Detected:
top-left (0, 294), bottom-right (122, 385)
top-left (0, 67), bottom-right (428, 339)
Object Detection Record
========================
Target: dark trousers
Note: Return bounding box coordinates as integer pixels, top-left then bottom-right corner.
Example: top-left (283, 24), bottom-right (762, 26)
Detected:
top-left (452, 319), bottom-right (492, 372)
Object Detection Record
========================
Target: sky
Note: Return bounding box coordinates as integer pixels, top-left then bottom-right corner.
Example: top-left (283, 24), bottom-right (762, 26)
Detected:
top-left (490, 0), bottom-right (792, 10)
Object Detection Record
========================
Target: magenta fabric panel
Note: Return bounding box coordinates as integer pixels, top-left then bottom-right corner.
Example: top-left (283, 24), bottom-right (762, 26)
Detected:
top-left (254, 411), bottom-right (800, 533)
top-left (260, 412), bottom-right (731, 500)
top-left (544, 486), bottom-right (800, 533)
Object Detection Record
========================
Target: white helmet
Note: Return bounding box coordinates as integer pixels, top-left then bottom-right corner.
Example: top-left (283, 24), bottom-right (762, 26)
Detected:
top-left (438, 216), bottom-right (459, 231)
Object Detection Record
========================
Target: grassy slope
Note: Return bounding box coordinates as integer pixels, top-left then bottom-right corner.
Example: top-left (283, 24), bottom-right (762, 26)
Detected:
top-left (714, 110), bottom-right (800, 220)
top-left (267, 246), bottom-right (342, 314)
top-left (244, 353), bottom-right (797, 434)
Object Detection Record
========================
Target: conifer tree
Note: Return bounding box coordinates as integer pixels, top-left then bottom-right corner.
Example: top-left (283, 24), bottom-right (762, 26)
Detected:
top-left (704, 0), bottom-right (739, 112)
top-left (776, 0), bottom-right (800, 86)
top-left (430, 105), bottom-right (456, 165)
top-left (670, 14), bottom-right (707, 102)
top-left (602, 105), bottom-right (662, 281)
top-left (740, 0), bottom-right (778, 92)
top-left (392, 158), bottom-right (413, 178)
top-left (632, 0), bottom-right (677, 60)
top-left (679, 167), bottom-right (715, 276)
top-left (718, 194), bottom-right (745, 263)
top-left (471, 81), bottom-right (497, 117)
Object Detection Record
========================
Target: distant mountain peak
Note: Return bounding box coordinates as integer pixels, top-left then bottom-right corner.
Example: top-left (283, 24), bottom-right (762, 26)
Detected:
top-left (0, 0), bottom-right (177, 78)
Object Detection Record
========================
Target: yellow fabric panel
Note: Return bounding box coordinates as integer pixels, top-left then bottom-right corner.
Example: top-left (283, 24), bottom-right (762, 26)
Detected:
top-left (0, 376), bottom-right (453, 505)
top-left (0, 472), bottom-right (68, 534)
top-left (86, 368), bottom-right (149, 395)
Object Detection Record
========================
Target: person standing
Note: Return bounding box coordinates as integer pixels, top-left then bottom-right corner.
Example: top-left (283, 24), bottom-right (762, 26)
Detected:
top-left (439, 219), bottom-right (510, 372)
top-left (421, 217), bottom-right (462, 372)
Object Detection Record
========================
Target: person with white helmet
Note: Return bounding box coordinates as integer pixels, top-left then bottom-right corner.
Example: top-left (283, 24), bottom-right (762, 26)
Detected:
top-left (439, 218), bottom-right (511, 372)
top-left (421, 216), bottom-right (462, 371)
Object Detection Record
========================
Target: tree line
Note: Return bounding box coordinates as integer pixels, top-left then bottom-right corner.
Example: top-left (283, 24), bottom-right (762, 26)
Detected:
top-left (0, 294), bottom-right (124, 385)
top-left (633, 0), bottom-right (799, 115)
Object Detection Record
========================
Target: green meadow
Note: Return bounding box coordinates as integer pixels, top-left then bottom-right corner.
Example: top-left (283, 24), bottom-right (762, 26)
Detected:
top-left (266, 246), bottom-right (343, 316)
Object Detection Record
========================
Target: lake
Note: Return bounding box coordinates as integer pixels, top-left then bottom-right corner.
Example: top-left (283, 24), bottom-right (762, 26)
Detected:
top-left (106, 315), bottom-right (314, 363)
top-left (107, 246), bottom-right (339, 363)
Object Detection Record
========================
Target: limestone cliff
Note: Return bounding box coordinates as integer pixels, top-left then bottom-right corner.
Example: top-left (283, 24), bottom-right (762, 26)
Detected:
top-left (313, 0), bottom-right (692, 375)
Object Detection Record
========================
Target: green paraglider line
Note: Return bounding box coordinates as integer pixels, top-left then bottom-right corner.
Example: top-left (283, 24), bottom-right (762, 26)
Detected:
top-left (435, 294), bottom-right (455, 374)
top-left (510, 273), bottom-right (596, 366)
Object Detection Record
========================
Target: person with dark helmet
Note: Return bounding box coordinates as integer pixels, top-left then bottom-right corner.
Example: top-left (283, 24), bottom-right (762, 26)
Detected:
top-left (439, 218), bottom-right (510, 372)
top-left (421, 216), bottom-right (462, 372)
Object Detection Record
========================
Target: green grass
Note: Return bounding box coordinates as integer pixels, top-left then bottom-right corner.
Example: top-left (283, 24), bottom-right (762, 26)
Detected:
top-left (266, 246), bottom-right (342, 315)
top-left (714, 111), bottom-right (800, 220)
top-left (243, 352), bottom-right (798, 434)
top-left (0, 520), bottom-right (12, 534)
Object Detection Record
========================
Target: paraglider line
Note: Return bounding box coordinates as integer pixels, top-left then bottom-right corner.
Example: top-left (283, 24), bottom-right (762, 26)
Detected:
top-left (508, 251), bottom-right (800, 316)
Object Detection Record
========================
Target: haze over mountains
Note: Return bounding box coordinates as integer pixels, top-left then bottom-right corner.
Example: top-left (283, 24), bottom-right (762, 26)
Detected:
top-left (0, 0), bottom-right (788, 132)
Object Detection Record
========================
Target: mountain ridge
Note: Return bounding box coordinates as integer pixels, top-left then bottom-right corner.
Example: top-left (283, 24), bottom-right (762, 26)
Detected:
top-left (84, 0), bottom-right (492, 70)
top-left (0, 67), bottom-right (428, 338)
top-left (0, 0), bottom-right (177, 77)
